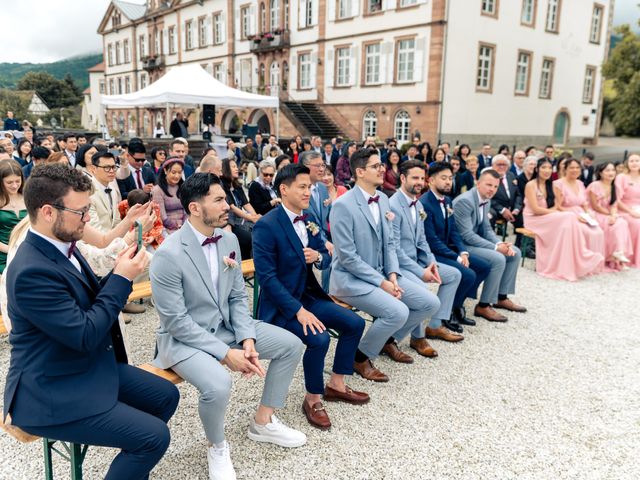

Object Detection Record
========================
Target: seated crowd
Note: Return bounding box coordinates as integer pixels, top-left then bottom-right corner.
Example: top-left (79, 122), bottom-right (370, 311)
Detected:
top-left (1, 128), bottom-right (638, 480)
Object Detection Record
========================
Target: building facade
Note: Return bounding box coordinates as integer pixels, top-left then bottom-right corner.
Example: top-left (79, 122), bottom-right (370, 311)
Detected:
top-left (81, 62), bottom-right (107, 131)
top-left (94, 0), bottom-right (613, 146)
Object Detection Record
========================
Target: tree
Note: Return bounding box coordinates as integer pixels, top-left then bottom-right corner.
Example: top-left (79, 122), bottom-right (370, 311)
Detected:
top-left (16, 71), bottom-right (83, 109)
top-left (602, 25), bottom-right (640, 136)
top-left (0, 89), bottom-right (30, 121)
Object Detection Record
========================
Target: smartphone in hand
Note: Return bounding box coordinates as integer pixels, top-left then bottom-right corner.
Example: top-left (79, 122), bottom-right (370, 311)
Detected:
top-left (135, 220), bottom-right (144, 253)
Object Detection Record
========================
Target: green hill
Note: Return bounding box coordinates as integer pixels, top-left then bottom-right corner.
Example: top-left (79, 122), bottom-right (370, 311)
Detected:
top-left (0, 53), bottom-right (102, 91)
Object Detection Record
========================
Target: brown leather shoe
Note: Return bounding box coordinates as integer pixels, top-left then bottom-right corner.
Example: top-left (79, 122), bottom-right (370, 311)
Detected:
top-left (123, 302), bottom-right (146, 314)
top-left (494, 298), bottom-right (527, 313)
top-left (409, 337), bottom-right (438, 358)
top-left (324, 385), bottom-right (370, 405)
top-left (302, 401), bottom-right (331, 430)
top-left (353, 359), bottom-right (389, 382)
top-left (381, 342), bottom-right (414, 364)
top-left (424, 326), bottom-right (464, 342)
top-left (474, 305), bottom-right (508, 322)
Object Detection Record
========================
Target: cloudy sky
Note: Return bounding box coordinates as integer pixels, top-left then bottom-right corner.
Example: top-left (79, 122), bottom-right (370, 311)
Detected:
top-left (0, 0), bottom-right (638, 64)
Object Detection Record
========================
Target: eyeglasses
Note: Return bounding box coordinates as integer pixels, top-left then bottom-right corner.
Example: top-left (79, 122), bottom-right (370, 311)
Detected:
top-left (52, 204), bottom-right (91, 219)
top-left (365, 162), bottom-right (384, 170)
top-left (131, 156), bottom-right (146, 162)
top-left (262, 173), bottom-right (274, 178)
top-left (308, 163), bottom-right (326, 169)
top-left (95, 165), bottom-right (117, 172)
top-left (157, 152), bottom-right (166, 156)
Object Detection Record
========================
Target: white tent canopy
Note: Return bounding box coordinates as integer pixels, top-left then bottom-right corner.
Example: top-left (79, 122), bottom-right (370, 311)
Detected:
top-left (101, 64), bottom-right (278, 109)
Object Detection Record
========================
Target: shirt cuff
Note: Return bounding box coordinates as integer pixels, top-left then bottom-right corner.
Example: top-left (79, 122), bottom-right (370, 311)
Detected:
top-left (460, 251), bottom-right (469, 256)
top-left (113, 273), bottom-right (134, 283)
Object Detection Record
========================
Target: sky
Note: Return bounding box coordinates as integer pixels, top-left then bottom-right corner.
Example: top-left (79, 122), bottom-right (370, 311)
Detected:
top-left (0, 0), bottom-right (638, 64)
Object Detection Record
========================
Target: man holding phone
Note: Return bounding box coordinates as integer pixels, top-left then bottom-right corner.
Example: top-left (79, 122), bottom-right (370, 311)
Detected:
top-left (116, 141), bottom-right (156, 199)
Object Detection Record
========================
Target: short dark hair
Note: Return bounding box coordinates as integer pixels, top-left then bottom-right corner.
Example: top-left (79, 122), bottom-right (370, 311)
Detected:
top-left (179, 173), bottom-right (223, 214)
top-left (544, 145), bottom-right (554, 151)
top-left (479, 168), bottom-right (500, 180)
top-left (399, 159), bottom-right (426, 178)
top-left (24, 163), bottom-right (92, 222)
top-left (32, 146), bottom-right (51, 161)
top-left (127, 189), bottom-right (151, 208)
top-left (427, 161), bottom-right (452, 177)
top-left (583, 152), bottom-right (595, 161)
top-left (274, 163), bottom-right (310, 197)
top-left (275, 154), bottom-right (291, 170)
top-left (128, 141), bottom-right (146, 155)
top-left (349, 148), bottom-right (377, 177)
top-left (91, 151), bottom-right (116, 167)
top-left (77, 134), bottom-right (87, 140)
top-left (63, 132), bottom-right (77, 141)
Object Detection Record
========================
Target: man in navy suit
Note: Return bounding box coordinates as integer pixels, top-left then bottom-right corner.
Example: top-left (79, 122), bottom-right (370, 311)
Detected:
top-left (3, 164), bottom-right (179, 479)
top-left (477, 143), bottom-right (493, 170)
top-left (253, 164), bottom-right (368, 430)
top-left (421, 162), bottom-right (491, 326)
top-left (116, 141), bottom-right (157, 198)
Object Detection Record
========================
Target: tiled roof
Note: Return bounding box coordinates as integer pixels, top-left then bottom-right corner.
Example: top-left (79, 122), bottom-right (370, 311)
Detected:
top-left (113, 0), bottom-right (147, 21)
top-left (88, 61), bottom-right (105, 72)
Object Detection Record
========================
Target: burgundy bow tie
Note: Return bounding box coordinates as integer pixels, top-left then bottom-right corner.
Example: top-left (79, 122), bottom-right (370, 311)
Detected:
top-left (479, 201), bottom-right (488, 207)
top-left (202, 235), bottom-right (222, 247)
top-left (368, 195), bottom-right (380, 204)
top-left (293, 214), bottom-right (308, 223)
top-left (409, 199), bottom-right (418, 207)
top-left (67, 241), bottom-right (77, 258)
top-left (438, 198), bottom-right (446, 205)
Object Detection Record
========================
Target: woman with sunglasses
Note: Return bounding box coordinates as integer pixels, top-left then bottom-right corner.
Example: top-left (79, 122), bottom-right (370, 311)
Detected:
top-left (248, 159), bottom-right (281, 215)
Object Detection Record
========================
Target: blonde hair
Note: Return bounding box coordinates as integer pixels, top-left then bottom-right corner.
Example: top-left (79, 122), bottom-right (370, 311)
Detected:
top-left (8, 216), bottom-right (30, 251)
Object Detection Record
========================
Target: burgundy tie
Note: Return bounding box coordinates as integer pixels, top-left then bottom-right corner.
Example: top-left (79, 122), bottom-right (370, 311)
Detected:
top-left (135, 169), bottom-right (143, 189)
top-left (368, 195), bottom-right (379, 204)
top-left (67, 241), bottom-right (77, 258)
top-left (202, 235), bottom-right (222, 246)
top-left (293, 214), bottom-right (308, 223)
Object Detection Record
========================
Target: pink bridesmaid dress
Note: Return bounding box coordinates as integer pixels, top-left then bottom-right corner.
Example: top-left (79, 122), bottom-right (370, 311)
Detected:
top-left (586, 181), bottom-right (633, 268)
top-left (524, 187), bottom-right (604, 281)
top-left (615, 174), bottom-right (640, 267)
top-left (553, 178), bottom-right (605, 257)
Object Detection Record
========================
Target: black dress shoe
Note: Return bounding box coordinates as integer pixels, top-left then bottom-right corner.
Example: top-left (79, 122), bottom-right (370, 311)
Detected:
top-left (454, 307), bottom-right (476, 326)
top-left (442, 319), bottom-right (463, 334)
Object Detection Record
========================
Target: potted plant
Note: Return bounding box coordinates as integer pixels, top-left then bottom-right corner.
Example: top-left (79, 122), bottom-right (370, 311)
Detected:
top-left (264, 32), bottom-right (274, 41)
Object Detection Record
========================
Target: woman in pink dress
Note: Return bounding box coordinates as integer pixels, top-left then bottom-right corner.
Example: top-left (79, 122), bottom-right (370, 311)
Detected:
top-left (615, 154), bottom-right (640, 267)
top-left (587, 162), bottom-right (632, 270)
top-left (553, 158), bottom-right (605, 257)
top-left (524, 158), bottom-right (604, 281)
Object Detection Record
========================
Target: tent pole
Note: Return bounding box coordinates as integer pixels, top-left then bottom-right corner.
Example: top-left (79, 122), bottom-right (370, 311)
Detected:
top-left (276, 106), bottom-right (280, 138)
top-left (165, 103), bottom-right (170, 136)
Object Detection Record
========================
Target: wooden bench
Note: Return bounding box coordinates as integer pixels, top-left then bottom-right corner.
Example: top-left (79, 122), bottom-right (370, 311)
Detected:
top-left (515, 227), bottom-right (536, 267)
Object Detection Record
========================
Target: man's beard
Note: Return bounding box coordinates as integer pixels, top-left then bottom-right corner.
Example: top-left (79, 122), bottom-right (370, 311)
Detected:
top-left (202, 208), bottom-right (228, 229)
top-left (435, 185), bottom-right (451, 196)
top-left (52, 215), bottom-right (84, 243)
top-left (408, 184), bottom-right (423, 195)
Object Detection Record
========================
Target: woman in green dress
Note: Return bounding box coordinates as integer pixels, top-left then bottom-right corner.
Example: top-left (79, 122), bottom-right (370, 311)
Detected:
top-left (0, 160), bottom-right (26, 274)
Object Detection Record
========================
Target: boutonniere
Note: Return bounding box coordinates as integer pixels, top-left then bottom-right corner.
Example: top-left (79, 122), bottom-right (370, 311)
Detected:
top-left (447, 206), bottom-right (454, 216)
top-left (323, 198), bottom-right (332, 207)
top-left (385, 211), bottom-right (395, 222)
top-left (512, 179), bottom-right (518, 185)
top-left (223, 251), bottom-right (239, 271)
top-left (306, 221), bottom-right (320, 236)
top-left (419, 210), bottom-right (427, 221)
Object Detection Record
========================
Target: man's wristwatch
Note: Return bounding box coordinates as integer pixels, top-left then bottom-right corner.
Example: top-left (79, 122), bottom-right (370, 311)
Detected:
top-left (314, 253), bottom-right (323, 267)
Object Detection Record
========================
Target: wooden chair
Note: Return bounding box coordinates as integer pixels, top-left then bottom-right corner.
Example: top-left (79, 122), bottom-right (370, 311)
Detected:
top-left (515, 227), bottom-right (536, 268)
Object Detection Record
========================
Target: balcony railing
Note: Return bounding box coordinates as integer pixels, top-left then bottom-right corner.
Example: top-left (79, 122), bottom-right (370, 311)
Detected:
top-left (249, 31), bottom-right (290, 53)
top-left (141, 54), bottom-right (165, 72)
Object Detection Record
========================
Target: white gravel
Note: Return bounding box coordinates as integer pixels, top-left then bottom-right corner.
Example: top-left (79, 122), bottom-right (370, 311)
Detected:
top-left (1, 264), bottom-right (639, 479)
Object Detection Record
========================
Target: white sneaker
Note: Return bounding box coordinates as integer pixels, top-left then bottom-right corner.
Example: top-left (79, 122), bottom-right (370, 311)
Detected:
top-left (247, 415), bottom-right (307, 448)
top-left (207, 441), bottom-right (236, 480)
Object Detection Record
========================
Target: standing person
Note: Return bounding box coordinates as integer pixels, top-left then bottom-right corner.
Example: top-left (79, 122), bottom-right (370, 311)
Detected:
top-left (329, 149), bottom-right (438, 381)
top-left (579, 152), bottom-right (595, 186)
top-left (248, 160), bottom-right (280, 215)
top-left (168, 139), bottom-right (195, 177)
top-left (253, 164), bottom-right (368, 430)
top-left (389, 160), bottom-right (463, 352)
top-left (3, 111), bottom-right (20, 131)
top-left (4, 164), bottom-right (178, 480)
top-left (335, 142), bottom-right (356, 187)
top-left (116, 142), bottom-right (156, 199)
top-left (150, 173), bottom-right (306, 479)
top-left (322, 165), bottom-right (347, 205)
top-left (477, 143), bottom-right (492, 170)
top-left (153, 121), bottom-right (165, 138)
top-left (524, 159), bottom-right (604, 281)
top-left (63, 133), bottom-right (79, 168)
top-left (382, 150), bottom-right (400, 197)
top-left (0, 161), bottom-right (26, 274)
top-left (453, 170), bottom-right (526, 322)
top-left (615, 153), bottom-right (640, 267)
top-left (152, 158), bottom-right (187, 235)
top-left (170, 111), bottom-right (189, 138)
top-left (587, 162), bottom-right (633, 270)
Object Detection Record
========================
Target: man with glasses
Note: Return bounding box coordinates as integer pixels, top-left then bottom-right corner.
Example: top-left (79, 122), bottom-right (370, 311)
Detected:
top-left (489, 154), bottom-right (523, 229)
top-left (330, 149), bottom-right (438, 381)
top-left (4, 164), bottom-right (179, 479)
top-left (89, 151), bottom-right (122, 232)
top-left (116, 141), bottom-right (156, 199)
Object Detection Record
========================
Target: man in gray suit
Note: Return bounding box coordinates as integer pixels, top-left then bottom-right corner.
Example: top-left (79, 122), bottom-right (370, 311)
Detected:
top-left (330, 149), bottom-right (438, 382)
top-left (389, 160), bottom-right (463, 356)
top-left (150, 173), bottom-right (306, 480)
top-left (452, 169), bottom-right (527, 323)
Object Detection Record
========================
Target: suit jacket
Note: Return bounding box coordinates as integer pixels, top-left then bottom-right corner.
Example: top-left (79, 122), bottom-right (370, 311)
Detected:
top-left (389, 192), bottom-right (435, 279)
top-left (329, 187), bottom-right (399, 297)
top-left (421, 190), bottom-right (467, 261)
top-left (116, 166), bottom-right (156, 199)
top-left (452, 187), bottom-right (499, 249)
top-left (241, 145), bottom-right (258, 163)
top-left (305, 182), bottom-right (331, 242)
top-left (491, 171), bottom-right (523, 217)
top-left (477, 154), bottom-right (492, 170)
top-left (150, 224), bottom-right (256, 369)
top-left (323, 151), bottom-right (340, 170)
top-left (248, 180), bottom-right (277, 215)
top-left (454, 170), bottom-right (475, 198)
top-left (4, 231), bottom-right (131, 427)
top-left (169, 118), bottom-right (189, 138)
top-left (89, 176), bottom-right (122, 232)
top-left (252, 206), bottom-right (331, 327)
top-left (580, 165), bottom-right (594, 186)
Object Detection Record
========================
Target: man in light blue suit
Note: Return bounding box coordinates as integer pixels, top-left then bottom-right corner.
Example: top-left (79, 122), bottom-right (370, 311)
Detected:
top-left (452, 169), bottom-right (527, 323)
top-left (389, 160), bottom-right (464, 356)
top-left (329, 149), bottom-right (438, 382)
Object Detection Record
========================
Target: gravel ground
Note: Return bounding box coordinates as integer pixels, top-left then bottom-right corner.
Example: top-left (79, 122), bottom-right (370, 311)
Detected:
top-left (1, 264), bottom-right (639, 480)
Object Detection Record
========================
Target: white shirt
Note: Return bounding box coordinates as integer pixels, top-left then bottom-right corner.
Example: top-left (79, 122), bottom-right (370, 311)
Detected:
top-left (400, 190), bottom-right (417, 225)
top-left (432, 191), bottom-right (447, 219)
top-left (501, 175), bottom-right (511, 199)
top-left (283, 205), bottom-right (308, 247)
top-left (357, 185), bottom-right (380, 226)
top-left (65, 150), bottom-right (76, 167)
top-left (29, 228), bottom-right (81, 272)
top-left (128, 164), bottom-right (144, 189)
top-left (95, 181), bottom-right (115, 210)
top-left (476, 191), bottom-right (488, 219)
top-left (186, 221), bottom-right (219, 299)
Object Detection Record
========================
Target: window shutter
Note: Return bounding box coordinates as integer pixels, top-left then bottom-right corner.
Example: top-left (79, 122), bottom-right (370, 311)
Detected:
top-left (351, 0), bottom-right (359, 18)
top-left (311, 0), bottom-right (319, 25)
top-left (234, 8), bottom-right (241, 39)
top-left (310, 52), bottom-right (317, 88)
top-left (299, 0), bottom-right (307, 28)
top-left (383, 0), bottom-right (395, 10)
top-left (162, 28), bottom-right (168, 54)
top-left (414, 37), bottom-right (425, 82)
top-left (220, 14), bottom-right (226, 43)
top-left (380, 42), bottom-right (392, 84)
top-left (328, 0), bottom-right (336, 21)
top-left (349, 46), bottom-right (357, 86)
top-left (249, 5), bottom-right (257, 35)
top-left (326, 49), bottom-right (334, 87)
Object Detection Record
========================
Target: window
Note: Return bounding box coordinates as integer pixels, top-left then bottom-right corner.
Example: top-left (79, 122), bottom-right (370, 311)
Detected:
top-left (364, 43), bottom-right (381, 85)
top-left (213, 13), bottom-right (224, 44)
top-left (363, 111), bottom-right (377, 137)
top-left (539, 58), bottom-right (554, 99)
top-left (117, 77), bottom-right (123, 94)
top-left (396, 38), bottom-right (415, 83)
top-left (400, 0), bottom-right (417, 6)
top-left (241, 7), bottom-right (250, 39)
top-left (122, 39), bottom-right (129, 63)
top-left (299, 53), bottom-right (312, 89)
top-left (167, 27), bottom-right (175, 54)
top-left (338, 0), bottom-right (352, 19)
top-left (154, 29), bottom-right (160, 54)
top-left (260, 3), bottom-right (266, 33)
top-left (481, 0), bottom-right (498, 16)
top-left (139, 35), bottom-right (146, 57)
top-left (125, 76), bottom-right (131, 93)
top-left (304, 0), bottom-right (314, 27)
top-left (214, 63), bottom-right (226, 83)
top-left (589, 4), bottom-right (603, 44)
top-left (394, 110), bottom-right (411, 142)
top-left (109, 79), bottom-right (114, 95)
top-left (270, 0), bottom-right (280, 30)
top-left (284, 0), bottom-right (290, 28)
top-left (186, 20), bottom-right (194, 49)
top-left (336, 47), bottom-right (351, 86)
top-left (521, 0), bottom-right (536, 26)
top-left (583, 66), bottom-right (596, 103)
top-left (140, 73), bottom-right (147, 89)
top-left (198, 17), bottom-right (207, 47)
top-left (99, 80), bottom-right (105, 94)
top-left (545, 0), bottom-right (561, 32)
top-left (115, 41), bottom-right (121, 64)
top-left (112, 12), bottom-right (121, 29)
top-left (107, 44), bottom-right (113, 66)
top-left (476, 43), bottom-right (495, 92)
top-left (366, 0), bottom-right (382, 13)
top-left (514, 51), bottom-right (532, 95)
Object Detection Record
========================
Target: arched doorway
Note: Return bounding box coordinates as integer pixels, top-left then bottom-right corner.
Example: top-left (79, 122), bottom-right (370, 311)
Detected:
top-left (250, 109), bottom-right (271, 134)
top-left (553, 110), bottom-right (570, 145)
top-left (221, 110), bottom-right (240, 134)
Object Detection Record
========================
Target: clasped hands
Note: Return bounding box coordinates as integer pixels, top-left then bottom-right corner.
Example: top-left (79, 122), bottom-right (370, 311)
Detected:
top-left (221, 339), bottom-right (266, 379)
top-left (381, 273), bottom-right (403, 299)
top-left (496, 241), bottom-right (516, 256)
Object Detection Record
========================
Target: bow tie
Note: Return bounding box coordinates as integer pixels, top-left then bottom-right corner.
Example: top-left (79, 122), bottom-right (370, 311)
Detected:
top-left (202, 235), bottom-right (222, 246)
top-left (479, 201), bottom-right (488, 207)
top-left (67, 241), bottom-right (77, 258)
top-left (409, 199), bottom-right (418, 207)
top-left (368, 195), bottom-right (380, 204)
top-left (437, 198), bottom-right (446, 205)
top-left (293, 214), bottom-right (308, 223)
top-left (104, 188), bottom-right (112, 195)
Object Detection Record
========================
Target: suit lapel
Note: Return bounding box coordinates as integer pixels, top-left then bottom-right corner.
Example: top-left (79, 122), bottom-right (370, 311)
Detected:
top-left (180, 227), bottom-right (219, 306)
top-left (397, 192), bottom-right (416, 240)
top-left (215, 231), bottom-right (231, 303)
top-left (277, 207), bottom-right (306, 265)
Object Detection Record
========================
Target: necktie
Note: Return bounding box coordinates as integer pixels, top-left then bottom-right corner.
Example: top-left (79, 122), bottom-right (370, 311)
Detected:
top-left (202, 235), bottom-right (222, 246)
top-left (135, 169), bottom-right (143, 189)
top-left (293, 214), bottom-right (308, 223)
top-left (502, 176), bottom-right (510, 198)
top-left (368, 195), bottom-right (379, 204)
top-left (67, 241), bottom-right (77, 258)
